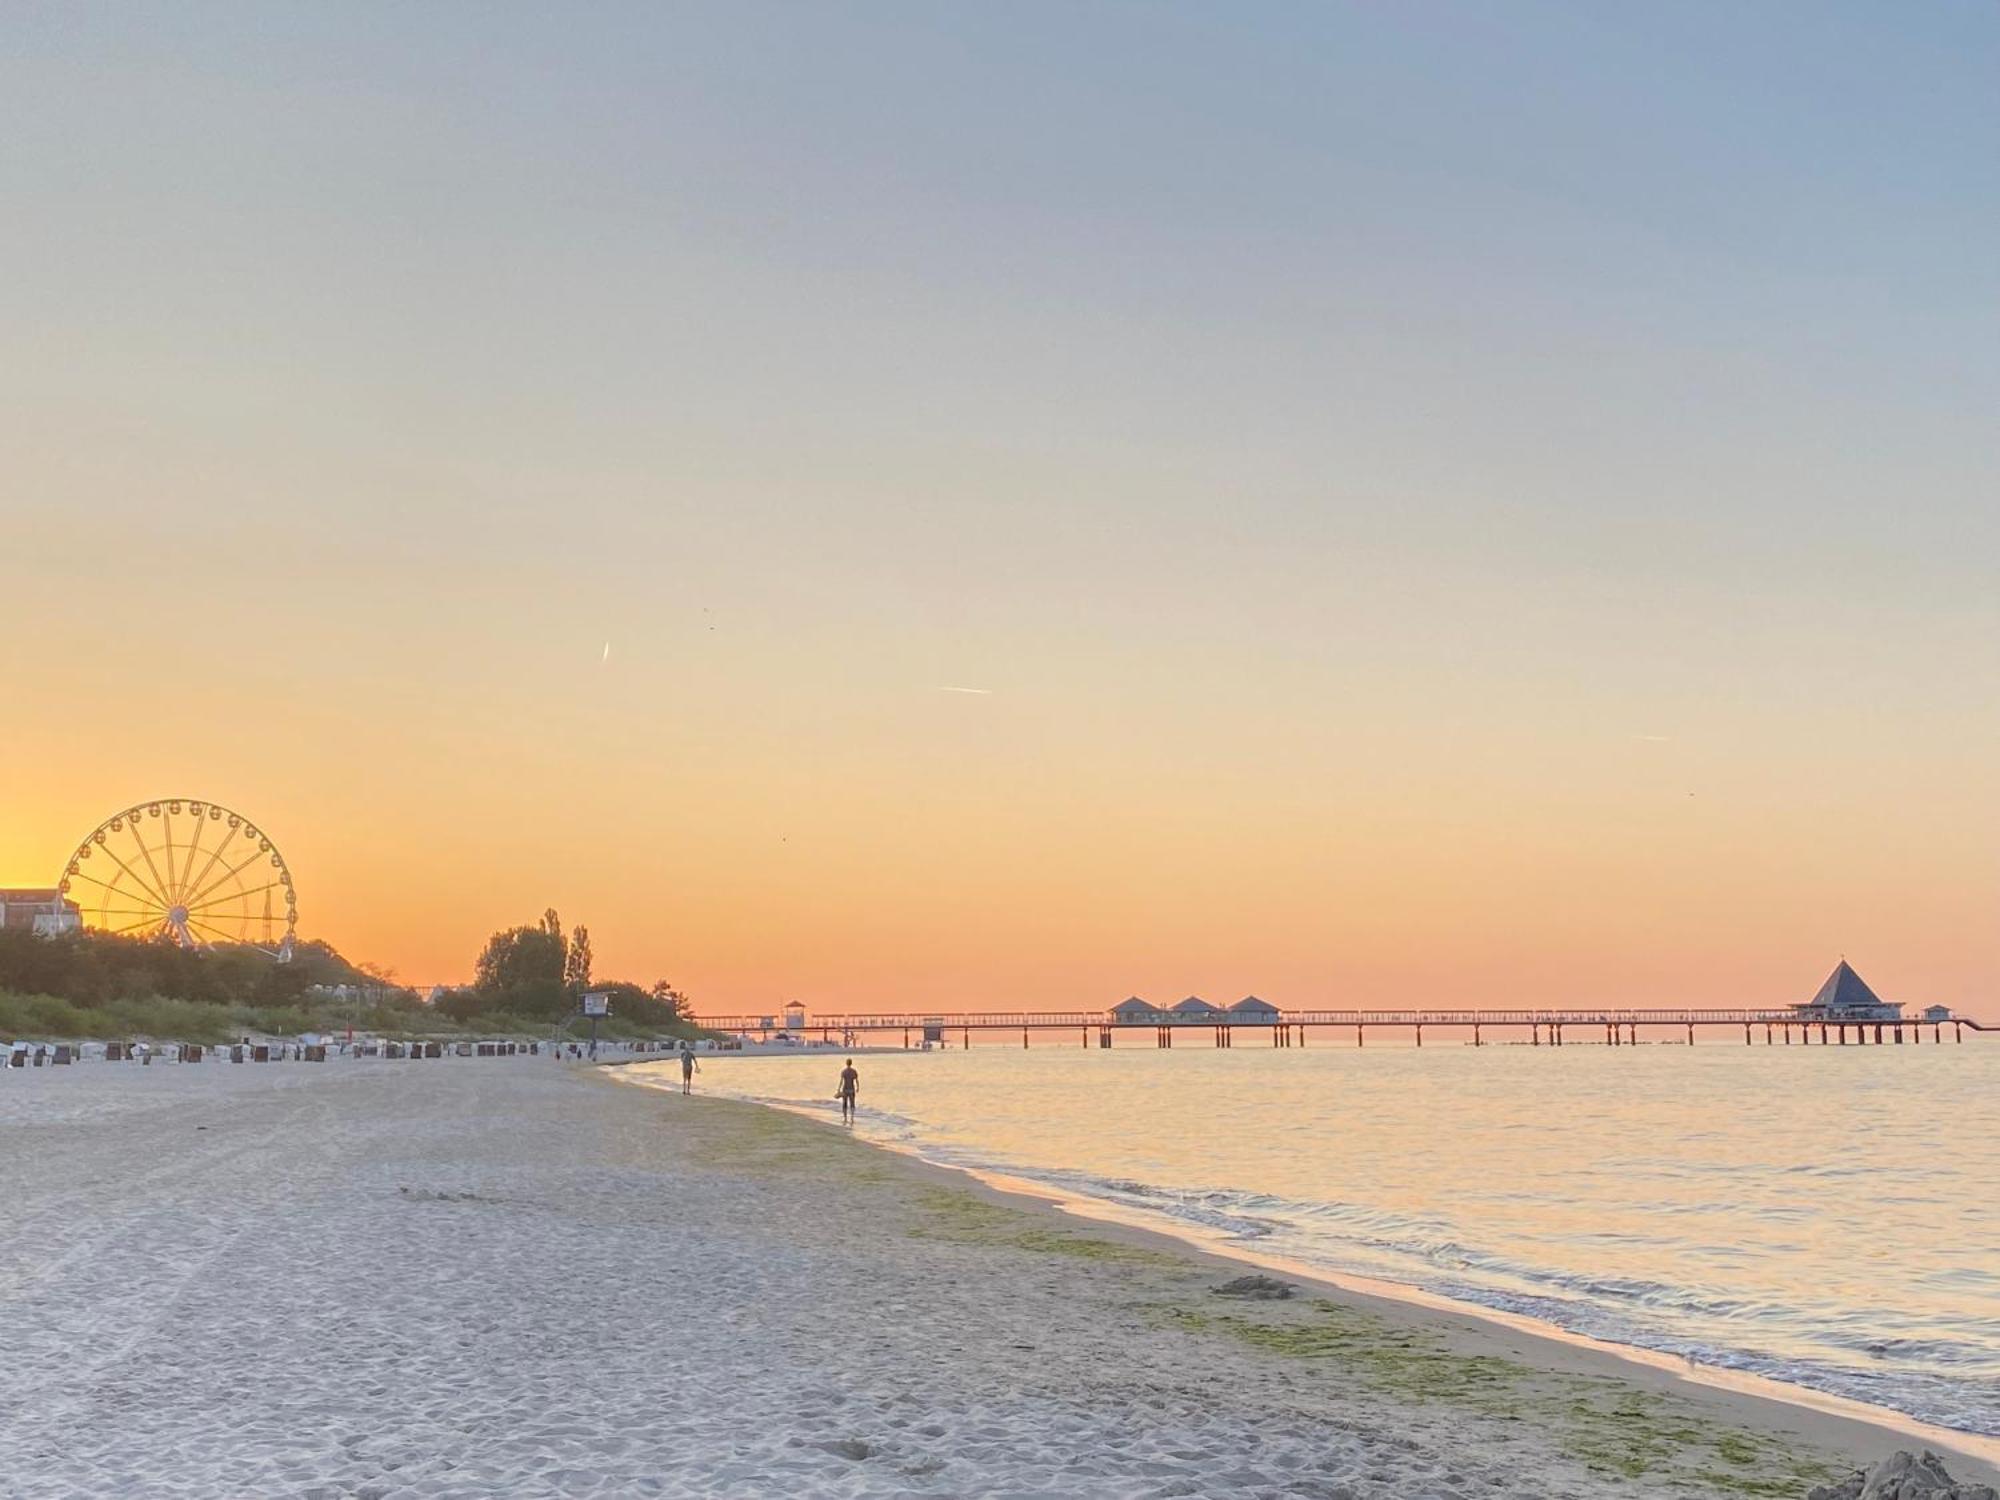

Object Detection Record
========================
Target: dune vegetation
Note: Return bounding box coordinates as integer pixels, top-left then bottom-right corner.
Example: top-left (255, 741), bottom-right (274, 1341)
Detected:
top-left (0, 912), bottom-right (706, 1044)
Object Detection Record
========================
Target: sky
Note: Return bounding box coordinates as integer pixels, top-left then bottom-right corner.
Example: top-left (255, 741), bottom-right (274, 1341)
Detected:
top-left (3, 3), bottom-right (1995, 1017)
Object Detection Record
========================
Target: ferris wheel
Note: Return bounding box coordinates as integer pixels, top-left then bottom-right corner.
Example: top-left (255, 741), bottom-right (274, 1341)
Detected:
top-left (60, 799), bottom-right (298, 960)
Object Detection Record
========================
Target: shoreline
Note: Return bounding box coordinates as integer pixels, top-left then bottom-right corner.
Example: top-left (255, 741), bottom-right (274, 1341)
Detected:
top-left (613, 1059), bottom-right (2000, 1482)
top-left (9, 1054), bottom-right (1995, 1497)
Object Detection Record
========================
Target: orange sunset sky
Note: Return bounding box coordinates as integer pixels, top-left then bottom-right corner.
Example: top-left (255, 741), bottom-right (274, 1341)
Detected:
top-left (3, 8), bottom-right (1994, 1018)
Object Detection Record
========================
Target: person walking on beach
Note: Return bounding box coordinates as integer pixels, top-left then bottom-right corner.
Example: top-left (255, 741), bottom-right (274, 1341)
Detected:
top-left (679, 1044), bottom-right (699, 1095)
top-left (835, 1059), bottom-right (859, 1122)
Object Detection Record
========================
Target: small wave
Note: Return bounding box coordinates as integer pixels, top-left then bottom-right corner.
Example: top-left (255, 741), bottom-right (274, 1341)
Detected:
top-left (1820, 1331), bottom-right (2000, 1368)
top-left (1002, 1168), bottom-right (1290, 1241)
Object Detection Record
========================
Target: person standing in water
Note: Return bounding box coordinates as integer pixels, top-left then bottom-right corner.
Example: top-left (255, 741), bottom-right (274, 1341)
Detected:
top-left (679, 1044), bottom-right (699, 1095)
top-left (835, 1059), bottom-right (859, 1122)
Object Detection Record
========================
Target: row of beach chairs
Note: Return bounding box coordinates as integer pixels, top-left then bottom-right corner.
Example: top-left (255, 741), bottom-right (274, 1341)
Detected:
top-left (0, 1036), bottom-right (710, 1072)
top-left (3, 1039), bottom-right (558, 1067)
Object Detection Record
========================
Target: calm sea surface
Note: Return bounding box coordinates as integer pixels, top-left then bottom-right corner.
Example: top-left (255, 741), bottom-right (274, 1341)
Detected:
top-left (636, 1039), bottom-right (2000, 1435)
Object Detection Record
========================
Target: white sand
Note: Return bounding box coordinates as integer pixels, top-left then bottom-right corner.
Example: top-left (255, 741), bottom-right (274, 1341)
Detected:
top-left (2, 1058), bottom-right (1993, 1499)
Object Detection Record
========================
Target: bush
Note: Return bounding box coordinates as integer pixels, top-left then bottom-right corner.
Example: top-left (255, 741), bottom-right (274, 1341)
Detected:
top-left (0, 992), bottom-right (240, 1044)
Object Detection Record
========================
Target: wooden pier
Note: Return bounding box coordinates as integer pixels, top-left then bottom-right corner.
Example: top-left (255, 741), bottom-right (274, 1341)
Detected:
top-left (691, 1008), bottom-right (1990, 1049)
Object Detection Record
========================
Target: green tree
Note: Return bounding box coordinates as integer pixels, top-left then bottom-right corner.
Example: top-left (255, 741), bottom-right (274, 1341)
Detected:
top-left (434, 987), bottom-right (489, 1022)
top-left (648, 980), bottom-right (689, 1022)
top-left (472, 922), bottom-right (567, 1018)
top-left (573, 979), bottom-right (696, 1032)
top-left (564, 924), bottom-right (593, 995)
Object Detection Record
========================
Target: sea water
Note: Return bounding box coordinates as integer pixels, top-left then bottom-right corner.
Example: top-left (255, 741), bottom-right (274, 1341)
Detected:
top-left (640, 1039), bottom-right (2000, 1435)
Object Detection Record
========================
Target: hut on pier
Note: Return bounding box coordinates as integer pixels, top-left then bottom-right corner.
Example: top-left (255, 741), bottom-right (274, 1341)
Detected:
top-left (1227, 996), bottom-right (1280, 1023)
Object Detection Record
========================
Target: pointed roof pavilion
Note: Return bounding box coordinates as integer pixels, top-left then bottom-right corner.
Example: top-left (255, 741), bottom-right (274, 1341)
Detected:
top-left (1807, 960), bottom-right (1885, 1012)
top-left (1796, 960), bottom-right (1902, 1018)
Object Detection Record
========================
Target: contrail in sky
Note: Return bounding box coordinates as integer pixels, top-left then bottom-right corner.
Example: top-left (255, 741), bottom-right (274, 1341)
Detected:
top-left (932, 686), bottom-right (992, 695)
top-left (602, 641), bottom-right (611, 664)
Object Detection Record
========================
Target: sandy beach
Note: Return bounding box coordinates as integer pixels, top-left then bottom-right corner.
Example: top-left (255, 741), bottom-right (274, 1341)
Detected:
top-left (3, 1059), bottom-right (1993, 1499)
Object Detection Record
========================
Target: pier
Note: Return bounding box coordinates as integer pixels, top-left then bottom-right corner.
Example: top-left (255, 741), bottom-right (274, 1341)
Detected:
top-left (690, 1008), bottom-right (1990, 1049)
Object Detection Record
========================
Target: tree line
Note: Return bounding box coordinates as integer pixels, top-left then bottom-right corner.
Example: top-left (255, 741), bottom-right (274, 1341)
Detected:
top-left (428, 908), bottom-right (693, 1031)
top-left (0, 926), bottom-right (381, 1009)
top-left (1, 907), bottom-right (697, 1037)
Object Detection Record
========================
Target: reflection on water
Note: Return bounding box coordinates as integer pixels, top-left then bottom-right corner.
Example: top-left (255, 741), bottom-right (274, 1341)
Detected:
top-left (639, 1041), bottom-right (2000, 1435)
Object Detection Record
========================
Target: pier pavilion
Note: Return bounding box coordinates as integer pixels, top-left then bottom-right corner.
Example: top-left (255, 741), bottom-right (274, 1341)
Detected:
top-left (1790, 961), bottom-right (1903, 1022)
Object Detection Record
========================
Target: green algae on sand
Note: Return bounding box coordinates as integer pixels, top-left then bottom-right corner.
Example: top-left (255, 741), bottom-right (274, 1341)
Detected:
top-left (906, 1185), bottom-right (1184, 1266)
top-left (1157, 1299), bottom-right (1839, 1497)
